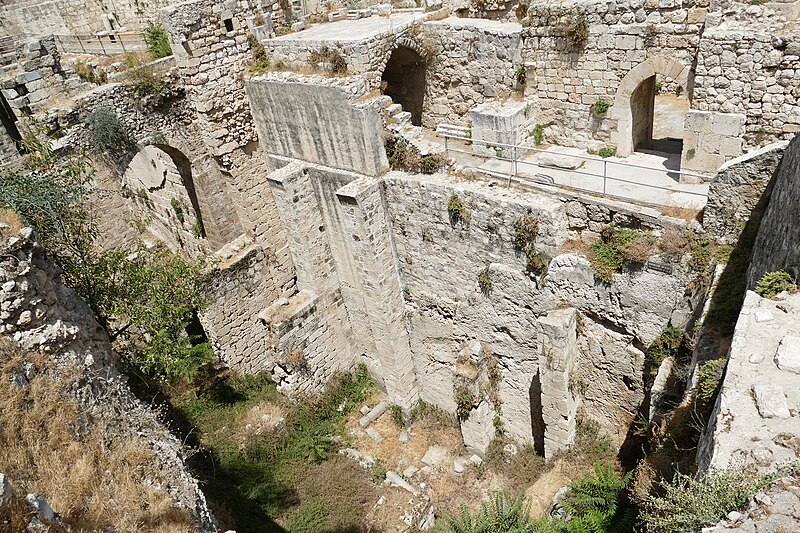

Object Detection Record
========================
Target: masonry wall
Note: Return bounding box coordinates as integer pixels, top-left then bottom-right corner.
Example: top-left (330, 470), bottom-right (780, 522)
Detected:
top-left (0, 0), bottom-right (167, 37)
top-left (746, 134), bottom-right (800, 286)
top-left (692, 23), bottom-right (800, 150)
top-left (383, 172), bottom-right (697, 448)
top-left (522, 0), bottom-right (705, 150)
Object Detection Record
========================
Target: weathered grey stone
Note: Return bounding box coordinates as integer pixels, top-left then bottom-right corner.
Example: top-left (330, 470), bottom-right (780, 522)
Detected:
top-left (775, 335), bottom-right (800, 374)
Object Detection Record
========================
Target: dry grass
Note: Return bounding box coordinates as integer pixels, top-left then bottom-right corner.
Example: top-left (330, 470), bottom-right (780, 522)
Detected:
top-left (0, 209), bottom-right (24, 238)
top-left (659, 205), bottom-right (703, 222)
top-left (558, 237), bottom-right (594, 257)
top-left (0, 342), bottom-right (194, 532)
top-left (621, 233), bottom-right (657, 264)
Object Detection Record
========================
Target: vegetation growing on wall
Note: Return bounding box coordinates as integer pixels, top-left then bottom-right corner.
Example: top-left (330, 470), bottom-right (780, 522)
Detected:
top-left (308, 46), bottom-right (347, 75)
top-left (143, 21), bottom-right (172, 60)
top-left (754, 270), bottom-right (796, 298)
top-left (589, 226), bottom-right (653, 283)
top-left (530, 124), bottom-right (545, 145)
top-left (87, 107), bottom-right (137, 157)
top-left (0, 128), bottom-right (210, 383)
top-left (248, 34), bottom-right (270, 74)
top-left (477, 266), bottom-right (493, 294)
top-left (646, 326), bottom-right (684, 365)
top-left (512, 213), bottom-right (547, 274)
top-left (592, 99), bottom-right (610, 116)
top-left (385, 135), bottom-right (448, 175)
top-left (447, 194), bottom-right (471, 226)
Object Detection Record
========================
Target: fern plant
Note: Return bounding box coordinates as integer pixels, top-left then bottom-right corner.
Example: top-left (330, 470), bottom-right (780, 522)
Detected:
top-left (559, 463), bottom-right (635, 532)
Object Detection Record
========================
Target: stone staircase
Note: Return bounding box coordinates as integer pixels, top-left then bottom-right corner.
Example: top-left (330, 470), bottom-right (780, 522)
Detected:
top-left (378, 97), bottom-right (443, 157)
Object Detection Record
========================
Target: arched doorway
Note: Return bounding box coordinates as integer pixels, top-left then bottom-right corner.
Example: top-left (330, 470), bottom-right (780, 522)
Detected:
top-left (381, 45), bottom-right (426, 126)
top-left (611, 57), bottom-right (691, 157)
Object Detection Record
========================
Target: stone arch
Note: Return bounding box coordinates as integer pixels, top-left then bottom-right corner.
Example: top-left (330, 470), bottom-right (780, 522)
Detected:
top-left (610, 57), bottom-right (692, 156)
top-left (379, 40), bottom-right (427, 126)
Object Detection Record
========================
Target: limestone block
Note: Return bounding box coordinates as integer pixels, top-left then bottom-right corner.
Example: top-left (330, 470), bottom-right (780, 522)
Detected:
top-left (711, 112), bottom-right (746, 136)
top-left (775, 335), bottom-right (800, 374)
top-left (469, 100), bottom-right (529, 158)
top-left (753, 383), bottom-right (790, 419)
top-left (459, 400), bottom-right (496, 457)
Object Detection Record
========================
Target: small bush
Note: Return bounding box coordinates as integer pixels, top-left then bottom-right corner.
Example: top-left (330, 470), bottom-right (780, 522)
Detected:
top-left (597, 147), bottom-right (616, 158)
top-left (419, 152), bottom-right (448, 174)
top-left (687, 147), bottom-right (696, 158)
top-left (74, 61), bottom-right (106, 84)
top-left (170, 197), bottom-right (184, 223)
top-left (454, 383), bottom-right (477, 419)
top-left (592, 99), bottom-right (610, 116)
top-left (143, 21), bottom-right (172, 60)
top-left (478, 266), bottom-right (493, 294)
top-left (388, 404), bottom-right (404, 427)
top-left (369, 460), bottom-right (387, 484)
top-left (566, 13), bottom-right (590, 48)
top-left (647, 326), bottom-right (683, 365)
top-left (248, 34), bottom-right (270, 74)
top-left (530, 124), bottom-right (544, 145)
top-left (408, 400), bottom-right (457, 428)
top-left (590, 227), bottom-right (644, 284)
top-left (122, 53), bottom-right (168, 96)
top-left (512, 214), bottom-right (539, 251)
top-left (755, 270), bottom-right (795, 299)
top-left (655, 81), bottom-right (663, 93)
top-left (437, 492), bottom-right (531, 532)
top-left (620, 232), bottom-right (656, 264)
top-left (87, 107), bottom-right (136, 157)
top-left (640, 467), bottom-right (771, 532)
top-left (559, 463), bottom-right (635, 531)
top-left (308, 46), bottom-right (347, 75)
top-left (695, 358), bottom-right (725, 409)
top-left (515, 64), bottom-right (526, 85)
top-left (447, 194), bottom-right (470, 225)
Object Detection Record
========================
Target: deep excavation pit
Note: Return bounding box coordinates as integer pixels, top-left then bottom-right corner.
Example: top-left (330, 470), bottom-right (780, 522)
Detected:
top-left (1, 0), bottom-right (800, 531)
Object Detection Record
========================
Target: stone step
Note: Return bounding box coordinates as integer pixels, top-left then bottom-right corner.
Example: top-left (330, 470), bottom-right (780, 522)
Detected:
top-left (386, 103), bottom-right (403, 115)
top-left (393, 110), bottom-right (412, 125)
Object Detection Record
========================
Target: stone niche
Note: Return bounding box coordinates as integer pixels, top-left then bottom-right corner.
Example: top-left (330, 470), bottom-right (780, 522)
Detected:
top-left (469, 100), bottom-right (531, 159)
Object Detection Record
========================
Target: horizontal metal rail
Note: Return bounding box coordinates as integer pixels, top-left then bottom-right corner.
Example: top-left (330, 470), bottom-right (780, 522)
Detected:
top-left (438, 132), bottom-right (711, 203)
top-left (53, 32), bottom-right (147, 55)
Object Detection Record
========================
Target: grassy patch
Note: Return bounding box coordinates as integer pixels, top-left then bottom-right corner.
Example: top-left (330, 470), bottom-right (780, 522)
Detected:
top-left (167, 364), bottom-right (378, 531)
top-left (755, 270), bottom-right (796, 299)
top-left (589, 227), bottom-right (648, 283)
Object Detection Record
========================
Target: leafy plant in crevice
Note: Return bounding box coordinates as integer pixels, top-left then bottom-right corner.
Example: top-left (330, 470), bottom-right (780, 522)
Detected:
top-left (592, 98), bottom-right (610, 116)
top-left (646, 326), bottom-right (684, 365)
top-left (515, 64), bottom-right (527, 85)
top-left (143, 21), bottom-right (172, 60)
top-left (565, 12), bottom-right (590, 48)
top-left (754, 269), bottom-right (795, 299)
top-left (558, 463), bottom-right (636, 532)
top-left (388, 404), bottom-right (405, 427)
top-left (454, 382), bottom-right (477, 419)
top-left (512, 213), bottom-right (547, 275)
top-left (597, 146), bottom-right (616, 158)
top-left (87, 107), bottom-right (137, 158)
top-left (530, 124), bottom-right (545, 145)
top-left (478, 266), bottom-right (493, 294)
top-left (419, 152), bottom-right (448, 175)
top-left (589, 226), bottom-right (648, 284)
top-left (248, 33), bottom-right (270, 74)
top-left (447, 194), bottom-right (470, 226)
top-left (170, 197), bottom-right (185, 223)
top-left (694, 357), bottom-right (725, 412)
top-left (308, 45), bottom-right (347, 75)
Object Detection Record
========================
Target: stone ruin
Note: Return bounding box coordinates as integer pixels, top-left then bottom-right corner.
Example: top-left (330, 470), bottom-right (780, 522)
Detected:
top-left (1, 0), bottom-right (800, 527)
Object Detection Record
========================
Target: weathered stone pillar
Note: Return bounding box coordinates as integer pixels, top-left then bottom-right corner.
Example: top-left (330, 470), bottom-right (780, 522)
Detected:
top-left (537, 308), bottom-right (579, 458)
top-left (335, 177), bottom-right (419, 411)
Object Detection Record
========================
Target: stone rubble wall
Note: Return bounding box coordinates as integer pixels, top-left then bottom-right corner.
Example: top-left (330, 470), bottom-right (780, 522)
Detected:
top-left (0, 228), bottom-right (216, 531)
top-left (697, 290), bottom-right (800, 472)
top-left (0, 36), bottom-right (87, 117)
top-left (692, 11), bottom-right (800, 149)
top-left (746, 133), bottom-right (800, 286)
top-left (422, 18), bottom-right (523, 129)
top-left (0, 0), bottom-right (167, 37)
top-left (522, 0), bottom-right (705, 152)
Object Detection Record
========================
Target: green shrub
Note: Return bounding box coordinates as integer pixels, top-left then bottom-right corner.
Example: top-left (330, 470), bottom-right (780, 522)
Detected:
top-left (369, 460), bottom-right (387, 484)
top-left (695, 357), bottom-right (725, 409)
top-left (647, 326), bottom-right (683, 365)
top-left (512, 214), bottom-right (539, 251)
top-left (170, 197), bottom-right (184, 223)
top-left (87, 107), bottom-right (136, 157)
top-left (420, 152), bottom-right (448, 174)
top-left (388, 404), bottom-right (404, 427)
top-left (589, 227), bottom-right (642, 284)
top-left (597, 147), bottom-right (616, 158)
top-left (515, 64), bottom-right (527, 85)
top-left (755, 270), bottom-right (795, 299)
top-left (687, 147), bottom-right (696, 158)
top-left (530, 124), bottom-right (544, 145)
top-left (478, 266), bottom-right (493, 294)
top-left (640, 467), bottom-right (771, 532)
top-left (592, 99), bottom-right (610, 116)
top-left (559, 463), bottom-right (635, 532)
top-left (447, 194), bottom-right (470, 225)
top-left (143, 21), bottom-right (172, 59)
top-left (566, 13), bottom-right (589, 48)
top-left (454, 383), bottom-right (476, 419)
top-left (248, 34), bottom-right (270, 74)
top-left (436, 492), bottom-right (531, 532)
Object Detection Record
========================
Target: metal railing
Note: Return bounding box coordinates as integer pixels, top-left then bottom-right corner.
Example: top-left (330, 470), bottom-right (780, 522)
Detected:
top-left (437, 127), bottom-right (712, 206)
top-left (53, 32), bottom-right (147, 55)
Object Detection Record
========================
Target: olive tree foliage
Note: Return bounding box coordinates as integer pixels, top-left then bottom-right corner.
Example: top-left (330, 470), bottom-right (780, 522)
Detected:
top-left (0, 125), bottom-right (212, 382)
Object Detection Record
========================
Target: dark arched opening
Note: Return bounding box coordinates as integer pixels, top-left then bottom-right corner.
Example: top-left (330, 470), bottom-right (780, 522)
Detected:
top-left (0, 92), bottom-right (22, 152)
top-left (631, 75), bottom-right (687, 156)
top-left (381, 46), bottom-right (426, 126)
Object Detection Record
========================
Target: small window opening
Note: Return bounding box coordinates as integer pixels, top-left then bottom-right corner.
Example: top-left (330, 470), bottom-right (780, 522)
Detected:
top-left (223, 18), bottom-right (234, 32)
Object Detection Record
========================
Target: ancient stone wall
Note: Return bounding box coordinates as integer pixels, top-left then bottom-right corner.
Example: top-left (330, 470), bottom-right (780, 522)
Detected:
top-left (0, 0), bottom-right (167, 37)
top-left (746, 134), bottom-right (800, 286)
top-left (0, 227), bottom-right (216, 531)
top-left (383, 172), bottom-right (697, 449)
top-left (522, 0), bottom-right (705, 152)
top-left (422, 18), bottom-right (523, 129)
top-left (692, 14), bottom-right (800, 149)
top-left (704, 140), bottom-right (788, 244)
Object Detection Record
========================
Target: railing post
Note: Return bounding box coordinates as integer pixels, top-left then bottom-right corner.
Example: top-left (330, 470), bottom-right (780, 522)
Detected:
top-left (603, 159), bottom-right (607, 195)
top-left (78, 36), bottom-right (86, 54)
top-left (119, 34), bottom-right (126, 53)
top-left (97, 35), bottom-right (106, 54)
top-left (512, 145), bottom-right (518, 177)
